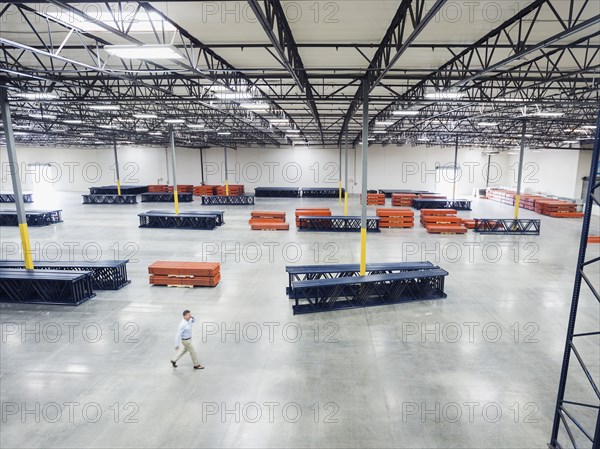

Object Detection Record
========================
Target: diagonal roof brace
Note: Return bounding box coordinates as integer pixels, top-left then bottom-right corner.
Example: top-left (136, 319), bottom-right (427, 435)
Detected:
top-left (247, 0), bottom-right (325, 144)
top-left (337, 0), bottom-right (447, 145)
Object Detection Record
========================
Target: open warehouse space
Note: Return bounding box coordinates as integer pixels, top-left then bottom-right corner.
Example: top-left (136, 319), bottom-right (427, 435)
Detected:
top-left (0, 1), bottom-right (599, 448)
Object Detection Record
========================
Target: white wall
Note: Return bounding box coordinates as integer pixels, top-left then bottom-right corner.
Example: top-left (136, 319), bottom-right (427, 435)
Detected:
top-left (0, 143), bottom-right (510, 195)
top-left (505, 149), bottom-right (591, 199)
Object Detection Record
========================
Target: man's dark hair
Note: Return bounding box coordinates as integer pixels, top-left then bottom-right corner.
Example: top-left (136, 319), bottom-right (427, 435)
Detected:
top-left (183, 310), bottom-right (191, 316)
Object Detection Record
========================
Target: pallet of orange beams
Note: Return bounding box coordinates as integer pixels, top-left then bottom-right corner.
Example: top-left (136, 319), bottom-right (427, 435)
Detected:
top-left (426, 224), bottom-right (468, 234)
top-left (148, 185), bottom-right (169, 193)
top-left (295, 209), bottom-right (331, 226)
top-left (391, 194), bottom-right (416, 207)
top-left (193, 185), bottom-right (218, 196)
top-left (462, 219), bottom-right (476, 229)
top-left (250, 211), bottom-right (286, 221)
top-left (420, 209), bottom-right (458, 216)
top-left (249, 218), bottom-right (286, 226)
top-left (251, 222), bottom-right (290, 231)
top-left (534, 200), bottom-right (576, 212)
top-left (150, 274), bottom-right (221, 287)
top-left (548, 212), bottom-right (584, 218)
top-left (420, 215), bottom-right (463, 225)
top-left (148, 261), bottom-right (220, 277)
top-left (366, 193), bottom-right (386, 205)
top-left (588, 236), bottom-right (600, 244)
top-left (166, 185), bottom-right (194, 194)
top-left (216, 185), bottom-right (244, 196)
top-left (377, 209), bottom-right (414, 228)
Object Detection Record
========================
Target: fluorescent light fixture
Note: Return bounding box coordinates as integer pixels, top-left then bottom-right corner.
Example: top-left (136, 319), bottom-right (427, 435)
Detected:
top-left (535, 111), bottom-right (564, 117)
top-left (149, 131), bottom-right (163, 136)
top-left (134, 113), bottom-right (158, 119)
top-left (478, 122), bottom-right (498, 127)
top-left (562, 140), bottom-right (578, 144)
top-left (292, 141), bottom-right (307, 146)
top-left (524, 134), bottom-right (533, 138)
top-left (215, 92), bottom-right (252, 100)
top-left (89, 105), bottom-right (119, 111)
top-left (217, 131), bottom-right (231, 135)
top-left (164, 119), bottom-right (185, 124)
top-left (373, 130), bottom-right (386, 134)
top-left (574, 129), bottom-right (590, 134)
top-left (392, 110), bottom-right (419, 116)
top-left (286, 129), bottom-right (301, 134)
top-left (63, 119), bottom-right (82, 124)
top-left (375, 120), bottom-right (395, 126)
top-left (425, 91), bottom-right (464, 100)
top-left (582, 125), bottom-right (597, 130)
top-left (99, 124), bottom-right (116, 129)
top-left (14, 92), bottom-right (58, 100)
top-left (187, 123), bottom-right (205, 129)
top-left (80, 132), bottom-right (94, 137)
top-left (268, 118), bottom-right (288, 124)
top-left (30, 113), bottom-right (57, 120)
top-left (135, 127), bottom-right (149, 132)
top-left (417, 137), bottom-right (430, 142)
top-left (241, 102), bottom-right (269, 111)
top-left (105, 45), bottom-right (183, 60)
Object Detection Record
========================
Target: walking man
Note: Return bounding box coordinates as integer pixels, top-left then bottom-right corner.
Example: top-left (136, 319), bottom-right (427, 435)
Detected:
top-left (171, 310), bottom-right (204, 369)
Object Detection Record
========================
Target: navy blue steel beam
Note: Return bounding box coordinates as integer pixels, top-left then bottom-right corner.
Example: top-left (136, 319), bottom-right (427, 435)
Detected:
top-left (549, 111), bottom-right (600, 449)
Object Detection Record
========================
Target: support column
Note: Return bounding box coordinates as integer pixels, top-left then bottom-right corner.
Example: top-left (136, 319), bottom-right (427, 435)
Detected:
top-left (0, 87), bottom-right (34, 269)
top-left (485, 155), bottom-right (492, 188)
top-left (223, 146), bottom-right (229, 196)
top-left (338, 143), bottom-right (342, 204)
top-left (344, 128), bottom-right (349, 216)
top-left (360, 77), bottom-right (369, 276)
top-left (452, 136), bottom-right (459, 201)
top-left (168, 125), bottom-right (180, 215)
top-left (514, 121), bottom-right (527, 219)
top-left (112, 137), bottom-right (121, 195)
top-left (200, 147), bottom-right (205, 185)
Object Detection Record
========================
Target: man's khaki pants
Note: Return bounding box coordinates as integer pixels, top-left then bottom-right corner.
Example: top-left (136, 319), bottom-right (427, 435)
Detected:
top-left (173, 339), bottom-right (199, 365)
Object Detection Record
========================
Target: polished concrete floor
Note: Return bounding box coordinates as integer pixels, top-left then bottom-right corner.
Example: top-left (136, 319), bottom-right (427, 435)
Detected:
top-left (1, 190), bottom-right (599, 449)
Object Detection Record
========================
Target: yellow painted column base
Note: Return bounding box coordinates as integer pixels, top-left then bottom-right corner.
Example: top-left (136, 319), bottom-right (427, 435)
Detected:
top-left (514, 194), bottom-right (521, 219)
top-left (173, 189), bottom-right (180, 215)
top-left (225, 179), bottom-right (229, 196)
top-left (344, 192), bottom-right (349, 216)
top-left (117, 179), bottom-right (121, 196)
top-left (19, 223), bottom-right (34, 269)
top-left (359, 227), bottom-right (367, 275)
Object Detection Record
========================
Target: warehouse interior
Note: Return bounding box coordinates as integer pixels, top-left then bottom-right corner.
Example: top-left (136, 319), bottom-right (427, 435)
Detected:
top-left (0, 1), bottom-right (599, 448)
